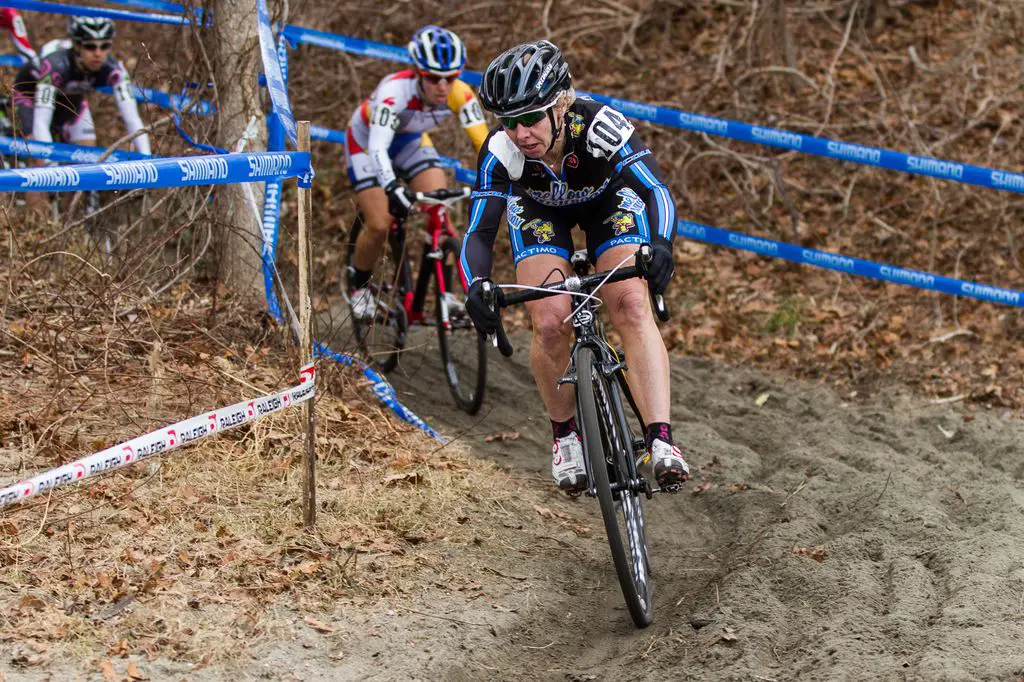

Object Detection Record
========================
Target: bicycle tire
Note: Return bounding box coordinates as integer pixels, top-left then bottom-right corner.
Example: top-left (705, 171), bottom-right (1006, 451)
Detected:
top-left (577, 345), bottom-right (653, 628)
top-left (435, 236), bottom-right (486, 414)
top-left (344, 215), bottom-right (406, 371)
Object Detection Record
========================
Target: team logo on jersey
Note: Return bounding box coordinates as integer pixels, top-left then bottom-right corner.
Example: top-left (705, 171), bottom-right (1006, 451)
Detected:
top-left (525, 178), bottom-right (609, 206)
top-left (604, 211), bottom-right (636, 236)
top-left (565, 154), bottom-right (578, 169)
top-left (506, 196), bottom-right (525, 230)
top-left (523, 219), bottom-right (555, 243)
top-left (616, 187), bottom-right (646, 214)
top-left (569, 113), bottom-right (585, 139)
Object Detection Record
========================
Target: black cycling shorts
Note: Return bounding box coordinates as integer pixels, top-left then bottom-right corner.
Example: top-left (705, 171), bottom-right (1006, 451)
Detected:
top-left (505, 184), bottom-right (652, 266)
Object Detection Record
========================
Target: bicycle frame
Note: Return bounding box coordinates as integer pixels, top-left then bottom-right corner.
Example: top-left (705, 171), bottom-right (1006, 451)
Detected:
top-left (387, 190), bottom-right (467, 327)
top-left (558, 258), bottom-right (651, 498)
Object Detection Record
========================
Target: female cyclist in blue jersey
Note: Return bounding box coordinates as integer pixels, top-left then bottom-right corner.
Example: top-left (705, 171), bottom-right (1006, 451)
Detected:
top-left (344, 26), bottom-right (488, 319)
top-left (460, 41), bottom-right (689, 493)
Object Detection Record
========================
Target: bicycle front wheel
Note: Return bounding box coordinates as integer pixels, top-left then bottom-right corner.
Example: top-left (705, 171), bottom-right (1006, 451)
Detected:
top-left (435, 237), bottom-right (486, 414)
top-left (576, 346), bottom-right (653, 628)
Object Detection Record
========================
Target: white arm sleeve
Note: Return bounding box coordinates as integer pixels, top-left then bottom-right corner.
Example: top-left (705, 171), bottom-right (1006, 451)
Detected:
top-left (113, 75), bottom-right (150, 155)
top-left (32, 82), bottom-right (56, 143)
top-left (366, 81), bottom-right (407, 188)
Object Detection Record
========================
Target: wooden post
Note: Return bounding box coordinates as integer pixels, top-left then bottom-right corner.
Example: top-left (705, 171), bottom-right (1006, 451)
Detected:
top-left (297, 120), bottom-right (317, 528)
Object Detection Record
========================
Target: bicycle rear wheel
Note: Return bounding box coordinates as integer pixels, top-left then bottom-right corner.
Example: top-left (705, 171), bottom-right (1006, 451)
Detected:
top-left (435, 236), bottom-right (486, 414)
top-left (344, 215), bottom-right (407, 372)
top-left (576, 345), bottom-right (653, 628)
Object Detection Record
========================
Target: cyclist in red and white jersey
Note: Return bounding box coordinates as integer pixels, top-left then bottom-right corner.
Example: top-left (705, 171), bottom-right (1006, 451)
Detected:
top-left (0, 8), bottom-right (38, 68)
top-left (345, 25), bottom-right (489, 318)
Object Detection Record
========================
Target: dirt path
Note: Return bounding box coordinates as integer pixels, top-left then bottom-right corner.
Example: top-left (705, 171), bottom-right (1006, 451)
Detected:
top-left (385, 327), bottom-right (1024, 681)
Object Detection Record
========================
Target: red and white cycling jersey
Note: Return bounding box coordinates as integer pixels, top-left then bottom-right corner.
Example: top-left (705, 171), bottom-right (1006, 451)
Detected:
top-left (347, 69), bottom-right (488, 188)
top-left (0, 8), bottom-right (36, 65)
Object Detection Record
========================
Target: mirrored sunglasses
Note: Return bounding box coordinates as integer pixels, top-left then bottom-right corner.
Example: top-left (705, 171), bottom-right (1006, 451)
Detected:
top-left (499, 110), bottom-right (546, 130)
top-left (80, 41), bottom-right (112, 52)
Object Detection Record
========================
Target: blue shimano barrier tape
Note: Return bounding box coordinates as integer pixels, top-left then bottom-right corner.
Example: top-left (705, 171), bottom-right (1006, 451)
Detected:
top-left (0, 135), bottom-right (151, 164)
top-left (314, 343), bottom-right (445, 442)
top-left (256, 0), bottom-right (296, 146)
top-left (280, 25), bottom-right (408, 63)
top-left (284, 29), bottom-right (1024, 198)
top-left (421, 159), bottom-right (1024, 309)
top-left (677, 221), bottom-right (1024, 308)
top-left (0, 151), bottom-right (309, 192)
top-left (1, 0), bottom-right (188, 24)
top-left (102, 0), bottom-right (186, 13)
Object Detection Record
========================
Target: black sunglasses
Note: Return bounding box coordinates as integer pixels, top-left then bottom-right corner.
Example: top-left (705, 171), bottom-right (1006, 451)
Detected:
top-left (499, 110), bottom-right (546, 130)
top-left (79, 41), bottom-right (112, 52)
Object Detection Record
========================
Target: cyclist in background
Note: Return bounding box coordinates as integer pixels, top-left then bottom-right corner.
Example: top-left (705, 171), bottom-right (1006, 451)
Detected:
top-left (12, 16), bottom-right (151, 156)
top-left (345, 25), bottom-right (488, 318)
top-left (0, 8), bottom-right (38, 68)
top-left (461, 40), bottom-right (689, 493)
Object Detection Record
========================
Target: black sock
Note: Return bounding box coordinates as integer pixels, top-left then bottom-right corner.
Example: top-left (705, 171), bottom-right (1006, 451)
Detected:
top-left (646, 422), bottom-right (672, 449)
top-left (348, 267), bottom-right (372, 290)
top-left (551, 417), bottom-right (579, 439)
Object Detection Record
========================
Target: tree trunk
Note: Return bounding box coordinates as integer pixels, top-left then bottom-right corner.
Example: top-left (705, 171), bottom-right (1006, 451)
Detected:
top-left (208, 0), bottom-right (268, 303)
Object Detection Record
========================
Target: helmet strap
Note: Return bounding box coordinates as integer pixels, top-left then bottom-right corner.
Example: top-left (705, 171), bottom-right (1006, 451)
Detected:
top-left (544, 108), bottom-right (563, 154)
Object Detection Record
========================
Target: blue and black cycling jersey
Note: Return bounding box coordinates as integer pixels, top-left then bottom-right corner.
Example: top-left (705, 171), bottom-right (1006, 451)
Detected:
top-left (458, 96), bottom-right (678, 287)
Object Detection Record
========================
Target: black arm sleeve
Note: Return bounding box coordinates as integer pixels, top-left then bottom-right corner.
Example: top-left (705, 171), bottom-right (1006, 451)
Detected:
top-left (614, 132), bottom-right (679, 243)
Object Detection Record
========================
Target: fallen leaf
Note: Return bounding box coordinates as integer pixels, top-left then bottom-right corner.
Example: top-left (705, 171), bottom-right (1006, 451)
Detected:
top-left (381, 471), bottom-right (423, 486)
top-left (294, 561), bottom-right (321, 574)
top-left (100, 659), bottom-right (116, 681)
top-left (727, 482), bottom-right (751, 493)
top-left (792, 546), bottom-right (827, 562)
top-left (754, 392), bottom-right (771, 406)
top-left (127, 661), bottom-right (149, 680)
top-left (303, 617), bottom-right (335, 633)
top-left (720, 626), bottom-right (738, 643)
top-left (18, 595), bottom-right (46, 613)
top-left (691, 481), bottom-right (712, 495)
top-left (484, 430), bottom-right (520, 443)
top-left (534, 506), bottom-right (556, 520)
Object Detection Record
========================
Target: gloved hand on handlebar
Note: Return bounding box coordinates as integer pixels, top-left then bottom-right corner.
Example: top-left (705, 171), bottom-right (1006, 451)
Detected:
top-left (647, 235), bottom-right (675, 295)
top-left (466, 278), bottom-right (501, 335)
top-left (384, 180), bottom-right (414, 219)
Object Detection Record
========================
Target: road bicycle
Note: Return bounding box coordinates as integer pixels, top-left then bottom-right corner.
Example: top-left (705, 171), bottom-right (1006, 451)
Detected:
top-left (344, 187), bottom-right (486, 414)
top-left (485, 244), bottom-right (674, 628)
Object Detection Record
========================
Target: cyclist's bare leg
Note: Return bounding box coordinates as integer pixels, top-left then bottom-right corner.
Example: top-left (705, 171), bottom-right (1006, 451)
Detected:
top-left (517, 254), bottom-right (576, 422)
top-left (596, 244), bottom-right (670, 424)
top-left (407, 166), bottom-right (446, 194)
top-left (352, 186), bottom-right (392, 272)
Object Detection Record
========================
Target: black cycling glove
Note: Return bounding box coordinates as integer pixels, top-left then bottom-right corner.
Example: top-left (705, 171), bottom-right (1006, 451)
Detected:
top-left (384, 180), bottom-right (413, 219)
top-left (647, 235), bottom-right (675, 295)
top-left (466, 278), bottom-right (500, 335)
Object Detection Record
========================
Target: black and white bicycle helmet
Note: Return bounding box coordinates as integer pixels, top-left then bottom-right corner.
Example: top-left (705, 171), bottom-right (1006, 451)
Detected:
top-left (479, 40), bottom-right (571, 117)
top-left (68, 16), bottom-right (115, 42)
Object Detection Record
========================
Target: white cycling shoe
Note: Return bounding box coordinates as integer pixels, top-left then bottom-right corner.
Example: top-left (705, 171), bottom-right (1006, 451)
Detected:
top-left (650, 438), bottom-right (690, 490)
top-left (552, 432), bottom-right (587, 492)
top-left (442, 291), bottom-right (466, 318)
top-left (348, 286), bottom-right (376, 320)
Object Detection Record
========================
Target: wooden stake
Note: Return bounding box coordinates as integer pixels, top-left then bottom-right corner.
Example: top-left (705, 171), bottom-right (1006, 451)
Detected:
top-left (297, 120), bottom-right (316, 528)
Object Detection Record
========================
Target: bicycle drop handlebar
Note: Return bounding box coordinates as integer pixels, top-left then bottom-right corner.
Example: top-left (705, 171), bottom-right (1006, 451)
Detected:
top-left (482, 244), bottom-right (671, 358)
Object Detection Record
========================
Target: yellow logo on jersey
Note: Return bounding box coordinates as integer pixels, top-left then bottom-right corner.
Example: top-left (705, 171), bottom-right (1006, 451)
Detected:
top-left (604, 211), bottom-right (635, 236)
top-left (569, 113), bottom-right (585, 139)
top-left (524, 219), bottom-right (555, 243)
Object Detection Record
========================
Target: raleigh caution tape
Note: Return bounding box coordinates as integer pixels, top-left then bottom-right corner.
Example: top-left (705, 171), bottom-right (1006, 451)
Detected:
top-left (0, 364), bottom-right (316, 509)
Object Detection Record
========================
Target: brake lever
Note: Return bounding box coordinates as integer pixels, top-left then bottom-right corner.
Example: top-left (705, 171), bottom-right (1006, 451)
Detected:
top-left (636, 244), bottom-right (671, 322)
top-left (481, 281), bottom-right (513, 357)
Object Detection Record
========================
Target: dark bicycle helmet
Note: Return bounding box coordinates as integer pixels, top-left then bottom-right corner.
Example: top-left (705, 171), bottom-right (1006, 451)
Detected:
top-left (408, 26), bottom-right (466, 76)
top-left (68, 16), bottom-right (115, 42)
top-left (479, 40), bottom-right (571, 117)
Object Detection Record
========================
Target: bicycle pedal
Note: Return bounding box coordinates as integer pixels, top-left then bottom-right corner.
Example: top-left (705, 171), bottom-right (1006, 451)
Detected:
top-left (659, 482), bottom-right (682, 494)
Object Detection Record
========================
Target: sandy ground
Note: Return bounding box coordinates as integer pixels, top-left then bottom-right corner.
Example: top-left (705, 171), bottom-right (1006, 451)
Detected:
top-left (4, 325), bottom-right (1023, 681)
